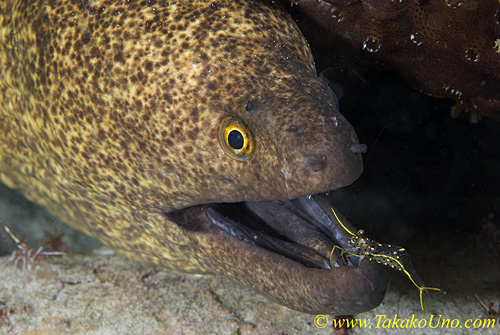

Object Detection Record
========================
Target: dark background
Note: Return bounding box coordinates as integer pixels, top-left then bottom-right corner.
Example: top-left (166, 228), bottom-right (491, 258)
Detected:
top-left (312, 45), bottom-right (500, 257)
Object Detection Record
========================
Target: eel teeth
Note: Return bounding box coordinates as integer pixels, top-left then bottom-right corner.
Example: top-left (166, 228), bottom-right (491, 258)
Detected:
top-left (442, 84), bottom-right (463, 98)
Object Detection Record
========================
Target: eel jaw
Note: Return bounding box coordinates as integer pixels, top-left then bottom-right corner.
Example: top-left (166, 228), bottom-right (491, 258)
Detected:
top-left (207, 195), bottom-right (362, 270)
top-left (198, 194), bottom-right (388, 315)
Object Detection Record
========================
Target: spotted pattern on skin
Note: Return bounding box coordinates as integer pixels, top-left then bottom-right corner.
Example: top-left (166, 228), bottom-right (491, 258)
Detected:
top-left (0, 0), bottom-right (362, 273)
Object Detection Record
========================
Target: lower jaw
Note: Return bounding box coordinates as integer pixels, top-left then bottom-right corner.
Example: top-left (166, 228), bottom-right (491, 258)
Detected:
top-left (168, 194), bottom-right (389, 314)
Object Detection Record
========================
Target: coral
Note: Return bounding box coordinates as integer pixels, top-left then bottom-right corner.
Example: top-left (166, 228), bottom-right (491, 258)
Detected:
top-left (291, 0), bottom-right (500, 120)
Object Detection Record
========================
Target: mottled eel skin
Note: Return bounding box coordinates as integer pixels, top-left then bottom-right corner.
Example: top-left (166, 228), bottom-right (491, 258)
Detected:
top-left (0, 0), bottom-right (387, 314)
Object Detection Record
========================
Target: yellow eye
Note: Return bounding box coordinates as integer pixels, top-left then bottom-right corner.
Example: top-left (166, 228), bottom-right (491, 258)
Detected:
top-left (218, 116), bottom-right (255, 161)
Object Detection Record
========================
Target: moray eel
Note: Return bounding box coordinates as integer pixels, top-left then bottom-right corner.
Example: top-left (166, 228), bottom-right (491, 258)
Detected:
top-left (0, 0), bottom-right (387, 314)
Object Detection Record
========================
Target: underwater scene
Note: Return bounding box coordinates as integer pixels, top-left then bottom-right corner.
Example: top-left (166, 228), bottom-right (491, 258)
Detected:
top-left (1, 0), bottom-right (499, 334)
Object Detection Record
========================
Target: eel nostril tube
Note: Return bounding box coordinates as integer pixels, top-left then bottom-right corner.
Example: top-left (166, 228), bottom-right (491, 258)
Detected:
top-left (350, 143), bottom-right (368, 154)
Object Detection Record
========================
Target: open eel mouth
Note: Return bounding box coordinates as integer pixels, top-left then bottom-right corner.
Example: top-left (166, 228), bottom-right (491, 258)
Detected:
top-left (168, 194), bottom-right (388, 315)
top-left (207, 195), bottom-right (362, 270)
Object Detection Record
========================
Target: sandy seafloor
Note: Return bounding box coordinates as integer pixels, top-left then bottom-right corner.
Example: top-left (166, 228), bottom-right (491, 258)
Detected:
top-left (0, 182), bottom-right (499, 335)
top-left (1, 46), bottom-right (500, 335)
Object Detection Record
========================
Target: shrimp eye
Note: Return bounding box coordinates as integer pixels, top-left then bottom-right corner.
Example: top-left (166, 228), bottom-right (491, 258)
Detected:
top-left (218, 116), bottom-right (255, 161)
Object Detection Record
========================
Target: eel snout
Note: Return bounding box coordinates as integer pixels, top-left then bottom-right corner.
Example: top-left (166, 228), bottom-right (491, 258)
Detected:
top-left (168, 195), bottom-right (388, 315)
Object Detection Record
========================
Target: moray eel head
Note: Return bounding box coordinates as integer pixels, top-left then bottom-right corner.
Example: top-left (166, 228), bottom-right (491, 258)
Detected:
top-left (0, 0), bottom-right (387, 315)
top-left (199, 81), bottom-right (363, 205)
